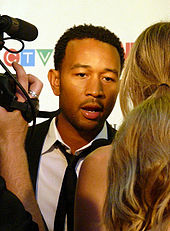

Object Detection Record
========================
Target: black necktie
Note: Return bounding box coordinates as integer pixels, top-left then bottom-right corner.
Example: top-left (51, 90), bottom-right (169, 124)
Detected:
top-left (54, 142), bottom-right (85, 231)
top-left (54, 138), bottom-right (113, 231)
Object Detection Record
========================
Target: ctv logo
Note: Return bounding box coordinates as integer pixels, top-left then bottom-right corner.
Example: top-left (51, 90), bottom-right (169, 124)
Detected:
top-left (3, 49), bottom-right (53, 67)
top-left (2, 43), bottom-right (134, 67)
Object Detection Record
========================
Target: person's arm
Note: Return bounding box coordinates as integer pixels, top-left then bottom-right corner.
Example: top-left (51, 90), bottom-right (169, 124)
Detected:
top-left (74, 145), bottom-right (112, 231)
top-left (0, 62), bottom-right (45, 231)
top-left (0, 176), bottom-right (39, 230)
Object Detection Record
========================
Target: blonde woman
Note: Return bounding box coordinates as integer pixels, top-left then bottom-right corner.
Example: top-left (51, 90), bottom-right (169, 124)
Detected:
top-left (74, 22), bottom-right (170, 231)
top-left (104, 85), bottom-right (170, 231)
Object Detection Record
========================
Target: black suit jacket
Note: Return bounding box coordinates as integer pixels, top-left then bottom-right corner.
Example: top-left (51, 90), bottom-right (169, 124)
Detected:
top-left (25, 110), bottom-right (116, 191)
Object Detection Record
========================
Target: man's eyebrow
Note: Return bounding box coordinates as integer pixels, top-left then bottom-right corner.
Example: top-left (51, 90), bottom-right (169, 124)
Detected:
top-left (71, 64), bottom-right (119, 75)
top-left (71, 64), bottom-right (91, 69)
top-left (104, 68), bottom-right (119, 75)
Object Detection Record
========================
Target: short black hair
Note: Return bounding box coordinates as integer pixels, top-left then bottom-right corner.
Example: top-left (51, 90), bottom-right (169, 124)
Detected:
top-left (54, 24), bottom-right (125, 72)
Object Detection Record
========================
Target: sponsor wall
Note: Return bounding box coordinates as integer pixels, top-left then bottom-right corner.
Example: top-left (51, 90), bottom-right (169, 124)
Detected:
top-left (1, 0), bottom-right (169, 127)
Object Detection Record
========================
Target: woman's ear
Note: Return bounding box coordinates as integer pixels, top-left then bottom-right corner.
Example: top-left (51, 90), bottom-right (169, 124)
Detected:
top-left (48, 69), bottom-right (60, 96)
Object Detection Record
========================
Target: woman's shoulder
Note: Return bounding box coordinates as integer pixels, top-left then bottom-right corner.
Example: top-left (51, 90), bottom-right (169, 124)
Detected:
top-left (79, 144), bottom-right (113, 180)
top-left (83, 144), bottom-right (113, 167)
top-left (75, 144), bottom-right (113, 231)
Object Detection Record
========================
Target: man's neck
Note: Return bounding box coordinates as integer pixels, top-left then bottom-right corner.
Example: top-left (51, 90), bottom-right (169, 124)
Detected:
top-left (56, 113), bottom-right (103, 154)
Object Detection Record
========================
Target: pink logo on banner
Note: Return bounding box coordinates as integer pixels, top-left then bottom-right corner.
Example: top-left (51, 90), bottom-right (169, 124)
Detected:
top-left (4, 49), bottom-right (20, 66)
top-left (125, 42), bottom-right (134, 59)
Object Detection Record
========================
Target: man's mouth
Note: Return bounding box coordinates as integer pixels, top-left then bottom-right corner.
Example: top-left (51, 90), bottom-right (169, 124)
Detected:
top-left (81, 104), bottom-right (103, 120)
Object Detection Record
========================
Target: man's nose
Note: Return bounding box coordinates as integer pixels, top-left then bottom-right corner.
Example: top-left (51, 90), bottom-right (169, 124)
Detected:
top-left (85, 76), bottom-right (105, 98)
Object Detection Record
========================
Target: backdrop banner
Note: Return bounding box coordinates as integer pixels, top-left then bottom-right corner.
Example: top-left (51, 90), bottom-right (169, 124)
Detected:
top-left (1, 0), bottom-right (169, 127)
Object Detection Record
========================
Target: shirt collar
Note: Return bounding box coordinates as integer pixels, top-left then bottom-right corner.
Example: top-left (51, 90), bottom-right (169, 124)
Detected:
top-left (76, 122), bottom-right (108, 154)
top-left (42, 117), bottom-right (62, 154)
top-left (42, 117), bottom-right (108, 154)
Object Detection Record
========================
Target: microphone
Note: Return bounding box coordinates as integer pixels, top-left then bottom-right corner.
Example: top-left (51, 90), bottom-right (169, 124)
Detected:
top-left (0, 15), bottom-right (38, 41)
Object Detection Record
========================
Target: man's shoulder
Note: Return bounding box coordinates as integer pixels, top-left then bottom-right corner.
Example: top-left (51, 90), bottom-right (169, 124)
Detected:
top-left (29, 118), bottom-right (52, 129)
top-left (25, 117), bottom-right (55, 149)
top-left (27, 118), bottom-right (52, 139)
top-left (106, 121), bottom-right (117, 132)
top-left (106, 121), bottom-right (117, 141)
top-left (27, 109), bottom-right (60, 135)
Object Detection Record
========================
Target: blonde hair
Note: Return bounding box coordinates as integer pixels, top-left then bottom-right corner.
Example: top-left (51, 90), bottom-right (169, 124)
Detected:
top-left (104, 21), bottom-right (170, 230)
top-left (104, 85), bottom-right (170, 231)
top-left (119, 22), bottom-right (170, 116)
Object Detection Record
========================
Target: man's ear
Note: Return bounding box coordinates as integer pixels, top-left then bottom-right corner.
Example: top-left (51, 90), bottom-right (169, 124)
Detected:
top-left (48, 69), bottom-right (60, 96)
top-left (118, 79), bottom-right (121, 90)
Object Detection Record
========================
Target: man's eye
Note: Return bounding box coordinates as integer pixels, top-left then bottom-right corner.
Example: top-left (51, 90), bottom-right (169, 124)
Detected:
top-left (76, 73), bottom-right (86, 77)
top-left (103, 77), bottom-right (115, 82)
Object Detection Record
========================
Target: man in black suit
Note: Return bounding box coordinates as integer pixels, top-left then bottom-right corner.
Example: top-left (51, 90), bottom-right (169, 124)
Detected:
top-left (25, 24), bottom-right (125, 231)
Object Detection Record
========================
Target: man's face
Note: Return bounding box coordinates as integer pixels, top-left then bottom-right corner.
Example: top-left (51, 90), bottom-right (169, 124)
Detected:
top-left (57, 38), bottom-right (120, 132)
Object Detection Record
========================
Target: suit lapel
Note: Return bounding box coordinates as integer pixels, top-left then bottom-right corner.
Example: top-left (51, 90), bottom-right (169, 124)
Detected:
top-left (25, 110), bottom-right (59, 190)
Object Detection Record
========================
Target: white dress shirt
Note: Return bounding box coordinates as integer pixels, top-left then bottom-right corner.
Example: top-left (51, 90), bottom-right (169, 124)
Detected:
top-left (36, 117), bottom-right (108, 231)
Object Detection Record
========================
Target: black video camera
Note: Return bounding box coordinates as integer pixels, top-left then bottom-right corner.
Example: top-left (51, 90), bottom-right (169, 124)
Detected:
top-left (0, 71), bottom-right (39, 123)
top-left (0, 14), bottom-right (39, 123)
top-left (0, 72), bottom-right (17, 111)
